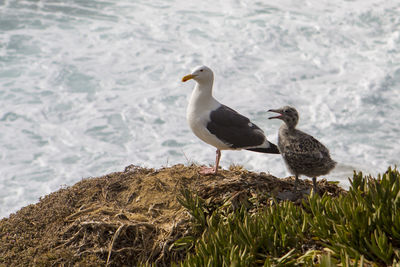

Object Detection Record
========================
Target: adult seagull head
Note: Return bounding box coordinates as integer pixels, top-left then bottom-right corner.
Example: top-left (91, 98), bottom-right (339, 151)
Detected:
top-left (182, 65), bottom-right (214, 84)
top-left (182, 65), bottom-right (279, 175)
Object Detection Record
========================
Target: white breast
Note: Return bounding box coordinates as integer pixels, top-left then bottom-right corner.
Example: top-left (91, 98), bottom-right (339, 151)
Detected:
top-left (186, 88), bottom-right (232, 150)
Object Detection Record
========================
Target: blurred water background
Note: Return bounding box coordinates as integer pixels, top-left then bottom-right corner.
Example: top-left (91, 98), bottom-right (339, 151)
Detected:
top-left (0, 0), bottom-right (399, 217)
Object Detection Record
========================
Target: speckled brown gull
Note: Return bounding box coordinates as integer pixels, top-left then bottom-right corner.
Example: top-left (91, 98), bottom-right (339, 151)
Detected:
top-left (181, 65), bottom-right (279, 175)
top-left (268, 106), bottom-right (336, 192)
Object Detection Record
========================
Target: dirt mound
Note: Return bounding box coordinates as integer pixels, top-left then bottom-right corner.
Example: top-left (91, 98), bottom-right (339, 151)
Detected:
top-left (0, 164), bottom-right (344, 266)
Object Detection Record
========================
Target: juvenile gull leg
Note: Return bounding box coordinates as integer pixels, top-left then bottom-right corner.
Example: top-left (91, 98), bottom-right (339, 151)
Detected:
top-left (312, 177), bottom-right (317, 193)
top-left (294, 175), bottom-right (299, 191)
top-left (200, 149), bottom-right (221, 175)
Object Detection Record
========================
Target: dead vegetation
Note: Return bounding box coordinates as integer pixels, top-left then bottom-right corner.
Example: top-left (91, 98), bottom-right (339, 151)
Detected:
top-left (0, 164), bottom-right (344, 266)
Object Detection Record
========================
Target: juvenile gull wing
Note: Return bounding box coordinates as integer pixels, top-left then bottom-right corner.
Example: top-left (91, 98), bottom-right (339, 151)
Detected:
top-left (206, 105), bottom-right (266, 149)
top-left (285, 131), bottom-right (329, 153)
top-left (280, 131), bottom-right (336, 176)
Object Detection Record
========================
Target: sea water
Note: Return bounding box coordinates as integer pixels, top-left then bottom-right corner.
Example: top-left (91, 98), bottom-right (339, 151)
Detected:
top-left (0, 0), bottom-right (399, 218)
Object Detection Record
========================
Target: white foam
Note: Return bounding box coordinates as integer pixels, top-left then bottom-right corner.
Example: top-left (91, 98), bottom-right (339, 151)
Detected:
top-left (0, 0), bottom-right (399, 217)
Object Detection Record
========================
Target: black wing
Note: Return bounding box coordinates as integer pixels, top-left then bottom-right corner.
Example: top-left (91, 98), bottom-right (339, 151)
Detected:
top-left (206, 105), bottom-right (265, 148)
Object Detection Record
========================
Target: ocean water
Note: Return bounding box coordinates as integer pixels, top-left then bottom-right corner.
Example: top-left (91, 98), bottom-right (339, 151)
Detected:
top-left (0, 0), bottom-right (399, 218)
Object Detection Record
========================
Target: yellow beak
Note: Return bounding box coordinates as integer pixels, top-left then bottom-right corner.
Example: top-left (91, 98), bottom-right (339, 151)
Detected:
top-left (182, 74), bottom-right (195, 82)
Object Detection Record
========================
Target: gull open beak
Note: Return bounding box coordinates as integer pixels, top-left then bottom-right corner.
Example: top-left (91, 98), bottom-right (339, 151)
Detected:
top-left (268, 109), bottom-right (283, 120)
top-left (182, 74), bottom-right (196, 82)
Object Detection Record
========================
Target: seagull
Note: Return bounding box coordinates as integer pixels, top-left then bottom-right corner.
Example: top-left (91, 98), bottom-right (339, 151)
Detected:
top-left (182, 65), bottom-right (279, 175)
top-left (268, 106), bottom-right (336, 192)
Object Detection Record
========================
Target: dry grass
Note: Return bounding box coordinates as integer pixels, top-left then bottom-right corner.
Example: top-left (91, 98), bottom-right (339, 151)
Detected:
top-left (0, 164), bottom-right (344, 266)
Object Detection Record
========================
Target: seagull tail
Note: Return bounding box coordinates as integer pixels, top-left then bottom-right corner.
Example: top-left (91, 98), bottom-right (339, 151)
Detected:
top-left (246, 142), bottom-right (280, 154)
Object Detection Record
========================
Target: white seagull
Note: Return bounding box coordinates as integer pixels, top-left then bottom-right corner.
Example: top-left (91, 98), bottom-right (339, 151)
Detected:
top-left (182, 65), bottom-right (279, 175)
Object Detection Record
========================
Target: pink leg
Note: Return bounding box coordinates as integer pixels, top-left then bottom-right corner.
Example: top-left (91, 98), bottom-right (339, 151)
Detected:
top-left (214, 149), bottom-right (221, 174)
top-left (199, 149), bottom-right (221, 175)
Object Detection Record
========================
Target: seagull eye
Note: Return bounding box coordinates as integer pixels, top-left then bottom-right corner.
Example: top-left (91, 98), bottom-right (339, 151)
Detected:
top-left (200, 69), bottom-right (204, 72)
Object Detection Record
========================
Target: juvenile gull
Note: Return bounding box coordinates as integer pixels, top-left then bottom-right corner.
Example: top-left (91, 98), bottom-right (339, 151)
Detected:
top-left (268, 106), bottom-right (336, 192)
top-left (182, 65), bottom-right (279, 175)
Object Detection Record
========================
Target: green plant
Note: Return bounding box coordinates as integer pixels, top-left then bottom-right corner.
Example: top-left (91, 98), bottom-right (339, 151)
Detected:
top-left (305, 167), bottom-right (400, 265)
top-left (175, 195), bottom-right (315, 266)
top-left (173, 167), bottom-right (400, 266)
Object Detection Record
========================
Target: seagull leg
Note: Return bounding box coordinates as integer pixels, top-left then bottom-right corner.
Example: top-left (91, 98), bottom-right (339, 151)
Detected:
top-left (294, 175), bottom-right (299, 191)
top-left (199, 149), bottom-right (221, 175)
top-left (312, 177), bottom-right (318, 193)
top-left (214, 149), bottom-right (221, 175)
